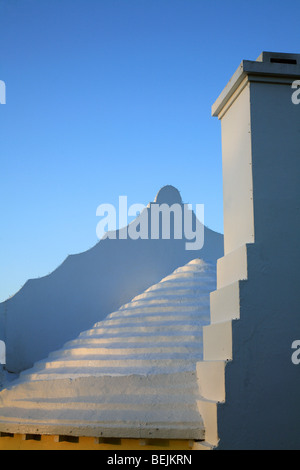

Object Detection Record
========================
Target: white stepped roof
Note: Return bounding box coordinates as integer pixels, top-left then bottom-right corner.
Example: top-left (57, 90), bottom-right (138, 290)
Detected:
top-left (0, 259), bottom-right (215, 439)
top-left (0, 184), bottom-right (224, 375)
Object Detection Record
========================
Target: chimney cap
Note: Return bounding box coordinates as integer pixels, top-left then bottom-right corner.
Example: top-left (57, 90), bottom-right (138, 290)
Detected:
top-left (212, 51), bottom-right (300, 118)
top-left (256, 51), bottom-right (300, 65)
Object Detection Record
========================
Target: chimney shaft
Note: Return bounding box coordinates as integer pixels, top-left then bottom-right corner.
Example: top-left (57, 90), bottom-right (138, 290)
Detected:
top-left (212, 51), bottom-right (300, 255)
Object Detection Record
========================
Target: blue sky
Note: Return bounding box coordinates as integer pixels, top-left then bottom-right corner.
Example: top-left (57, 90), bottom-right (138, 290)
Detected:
top-left (1, 0), bottom-right (299, 302)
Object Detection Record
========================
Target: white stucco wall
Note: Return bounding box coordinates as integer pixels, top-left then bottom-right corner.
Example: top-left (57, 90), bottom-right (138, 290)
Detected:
top-left (208, 52), bottom-right (300, 450)
top-left (0, 341), bottom-right (5, 365)
top-left (220, 81), bottom-right (255, 255)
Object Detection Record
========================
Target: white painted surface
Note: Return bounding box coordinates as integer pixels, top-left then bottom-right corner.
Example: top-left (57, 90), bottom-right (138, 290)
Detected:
top-left (203, 320), bottom-right (232, 362)
top-left (219, 83), bottom-right (255, 255)
top-left (0, 341), bottom-right (5, 365)
top-left (196, 361), bottom-right (225, 403)
top-left (0, 186), bottom-right (223, 374)
top-left (210, 281), bottom-right (240, 323)
top-left (217, 244), bottom-right (248, 290)
top-left (0, 259), bottom-right (215, 439)
top-left (210, 52), bottom-right (300, 450)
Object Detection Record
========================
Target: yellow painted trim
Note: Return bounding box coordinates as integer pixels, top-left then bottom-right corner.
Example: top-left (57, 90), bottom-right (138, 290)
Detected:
top-left (0, 434), bottom-right (197, 450)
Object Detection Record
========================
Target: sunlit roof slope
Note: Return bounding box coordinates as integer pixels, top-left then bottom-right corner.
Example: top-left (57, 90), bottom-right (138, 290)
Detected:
top-left (0, 259), bottom-right (215, 440)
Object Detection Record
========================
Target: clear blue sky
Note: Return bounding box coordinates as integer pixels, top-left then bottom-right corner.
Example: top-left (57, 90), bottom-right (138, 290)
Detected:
top-left (1, 0), bottom-right (299, 302)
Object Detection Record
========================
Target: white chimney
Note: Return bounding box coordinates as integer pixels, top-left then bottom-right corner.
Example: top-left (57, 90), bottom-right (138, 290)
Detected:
top-left (198, 52), bottom-right (300, 450)
top-left (212, 51), bottom-right (300, 255)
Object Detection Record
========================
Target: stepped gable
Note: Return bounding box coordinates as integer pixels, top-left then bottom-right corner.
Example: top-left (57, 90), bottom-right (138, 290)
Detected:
top-left (0, 259), bottom-right (215, 440)
top-left (0, 185), bottom-right (224, 374)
